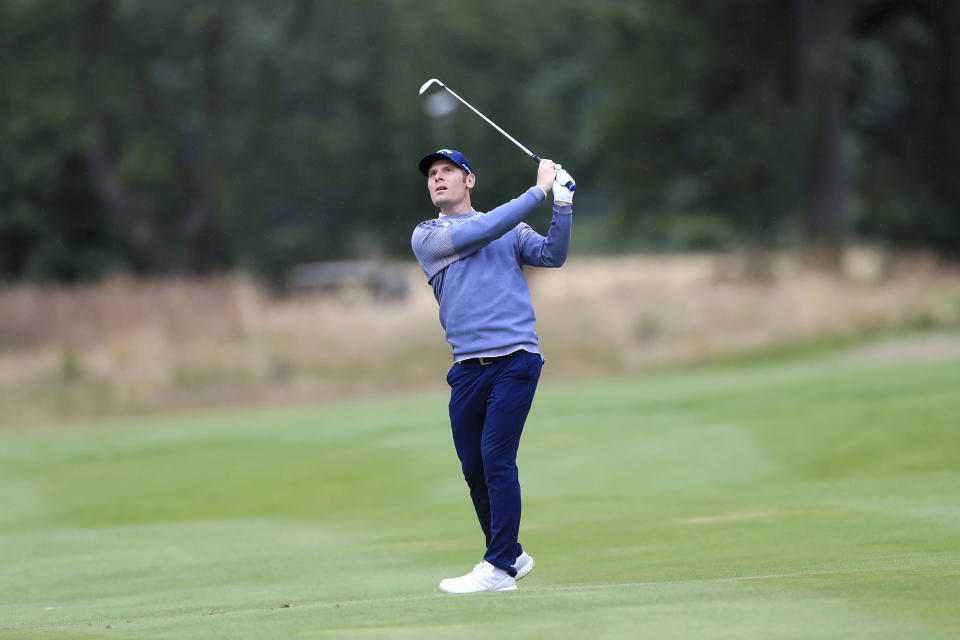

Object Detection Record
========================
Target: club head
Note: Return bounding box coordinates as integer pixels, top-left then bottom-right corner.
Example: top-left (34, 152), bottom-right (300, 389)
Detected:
top-left (418, 78), bottom-right (444, 95)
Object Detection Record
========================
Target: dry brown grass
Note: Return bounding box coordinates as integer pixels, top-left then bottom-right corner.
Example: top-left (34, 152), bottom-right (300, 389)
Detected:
top-left (2, 249), bottom-right (959, 423)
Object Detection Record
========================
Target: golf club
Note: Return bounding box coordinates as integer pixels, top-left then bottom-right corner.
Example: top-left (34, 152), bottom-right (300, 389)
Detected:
top-left (419, 78), bottom-right (575, 191)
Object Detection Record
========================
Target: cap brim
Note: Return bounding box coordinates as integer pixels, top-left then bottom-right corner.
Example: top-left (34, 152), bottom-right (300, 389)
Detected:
top-left (418, 153), bottom-right (444, 176)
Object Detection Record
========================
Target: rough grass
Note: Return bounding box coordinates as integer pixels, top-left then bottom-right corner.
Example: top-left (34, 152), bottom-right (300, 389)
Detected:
top-left (0, 343), bottom-right (958, 638)
top-left (1, 249), bottom-right (959, 422)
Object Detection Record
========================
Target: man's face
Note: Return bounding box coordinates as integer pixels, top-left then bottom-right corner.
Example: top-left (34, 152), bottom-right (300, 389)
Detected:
top-left (427, 159), bottom-right (475, 211)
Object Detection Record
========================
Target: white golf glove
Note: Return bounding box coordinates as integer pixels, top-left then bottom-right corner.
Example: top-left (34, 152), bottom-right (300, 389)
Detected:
top-left (553, 164), bottom-right (576, 204)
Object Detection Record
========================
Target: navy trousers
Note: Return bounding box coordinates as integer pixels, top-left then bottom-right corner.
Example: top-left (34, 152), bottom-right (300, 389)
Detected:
top-left (446, 349), bottom-right (543, 575)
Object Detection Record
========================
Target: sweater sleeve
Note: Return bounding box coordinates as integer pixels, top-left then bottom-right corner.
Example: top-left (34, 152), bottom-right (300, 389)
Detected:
top-left (518, 203), bottom-right (572, 267)
top-left (411, 186), bottom-right (546, 280)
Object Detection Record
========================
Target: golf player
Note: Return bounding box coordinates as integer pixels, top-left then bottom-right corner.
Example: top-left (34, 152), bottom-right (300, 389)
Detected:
top-left (411, 149), bottom-right (575, 593)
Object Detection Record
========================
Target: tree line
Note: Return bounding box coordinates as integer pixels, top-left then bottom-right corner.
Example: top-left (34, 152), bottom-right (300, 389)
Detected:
top-left (1, 0), bottom-right (957, 282)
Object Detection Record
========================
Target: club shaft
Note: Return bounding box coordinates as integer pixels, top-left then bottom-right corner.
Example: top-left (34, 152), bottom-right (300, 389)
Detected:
top-left (440, 84), bottom-right (539, 162)
top-left (425, 79), bottom-right (574, 189)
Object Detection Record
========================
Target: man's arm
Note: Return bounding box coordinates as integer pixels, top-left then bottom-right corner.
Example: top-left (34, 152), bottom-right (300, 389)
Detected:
top-left (519, 164), bottom-right (576, 266)
top-left (450, 158), bottom-right (560, 257)
top-left (448, 187), bottom-right (544, 257)
top-left (518, 203), bottom-right (572, 267)
top-left (411, 187), bottom-right (545, 280)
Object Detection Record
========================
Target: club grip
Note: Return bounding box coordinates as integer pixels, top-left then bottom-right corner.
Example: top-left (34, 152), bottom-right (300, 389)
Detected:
top-left (533, 155), bottom-right (576, 190)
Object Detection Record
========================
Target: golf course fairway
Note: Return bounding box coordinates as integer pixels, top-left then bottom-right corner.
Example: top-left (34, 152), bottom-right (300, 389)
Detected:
top-left (2, 341), bottom-right (959, 639)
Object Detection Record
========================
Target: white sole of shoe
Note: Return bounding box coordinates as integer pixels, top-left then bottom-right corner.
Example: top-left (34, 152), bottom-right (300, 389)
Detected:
top-left (439, 583), bottom-right (518, 594)
top-left (439, 580), bottom-right (517, 594)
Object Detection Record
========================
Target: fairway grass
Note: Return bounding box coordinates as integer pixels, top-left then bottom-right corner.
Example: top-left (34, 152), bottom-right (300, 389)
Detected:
top-left (1, 342), bottom-right (959, 639)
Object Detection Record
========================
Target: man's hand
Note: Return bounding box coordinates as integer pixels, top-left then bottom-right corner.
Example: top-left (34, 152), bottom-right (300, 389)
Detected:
top-left (536, 159), bottom-right (559, 195)
top-left (553, 165), bottom-right (575, 205)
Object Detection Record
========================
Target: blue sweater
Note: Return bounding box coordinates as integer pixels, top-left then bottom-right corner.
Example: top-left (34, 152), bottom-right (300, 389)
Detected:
top-left (411, 186), bottom-right (572, 361)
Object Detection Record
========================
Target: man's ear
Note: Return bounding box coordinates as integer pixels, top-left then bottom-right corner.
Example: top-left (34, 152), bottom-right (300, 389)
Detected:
top-left (465, 173), bottom-right (476, 189)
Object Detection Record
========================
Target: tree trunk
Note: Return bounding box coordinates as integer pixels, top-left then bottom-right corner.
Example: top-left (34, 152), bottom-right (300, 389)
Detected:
top-left (931, 0), bottom-right (960, 113)
top-left (794, 0), bottom-right (853, 242)
top-left (180, 6), bottom-right (227, 274)
top-left (931, 0), bottom-right (960, 204)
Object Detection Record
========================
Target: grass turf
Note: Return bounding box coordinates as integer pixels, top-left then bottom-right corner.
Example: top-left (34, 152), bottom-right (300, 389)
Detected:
top-left (1, 345), bottom-right (959, 639)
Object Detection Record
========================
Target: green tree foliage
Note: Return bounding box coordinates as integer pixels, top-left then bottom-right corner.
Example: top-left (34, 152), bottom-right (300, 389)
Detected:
top-left (577, 1), bottom-right (803, 248)
top-left (0, 0), bottom-right (957, 282)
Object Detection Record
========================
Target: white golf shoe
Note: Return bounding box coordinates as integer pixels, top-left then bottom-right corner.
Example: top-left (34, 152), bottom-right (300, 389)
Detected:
top-left (438, 561), bottom-right (517, 594)
top-left (513, 551), bottom-right (535, 580)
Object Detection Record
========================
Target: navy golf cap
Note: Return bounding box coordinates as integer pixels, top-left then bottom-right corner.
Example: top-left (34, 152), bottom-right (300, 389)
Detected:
top-left (418, 149), bottom-right (473, 176)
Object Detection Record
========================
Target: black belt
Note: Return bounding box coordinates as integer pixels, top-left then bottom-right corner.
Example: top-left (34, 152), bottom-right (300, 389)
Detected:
top-left (457, 351), bottom-right (520, 367)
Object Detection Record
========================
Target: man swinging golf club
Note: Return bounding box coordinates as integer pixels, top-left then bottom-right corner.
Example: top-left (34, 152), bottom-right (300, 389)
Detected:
top-left (411, 149), bottom-right (575, 593)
